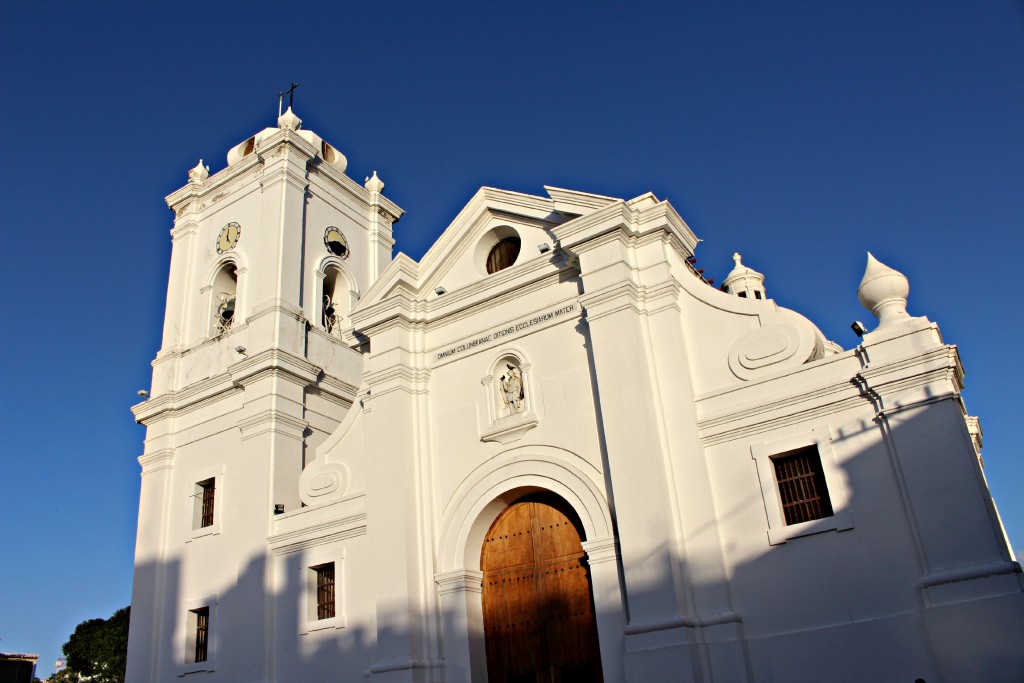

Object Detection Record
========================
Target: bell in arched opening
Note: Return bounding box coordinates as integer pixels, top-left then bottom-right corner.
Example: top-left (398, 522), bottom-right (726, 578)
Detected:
top-left (211, 263), bottom-right (238, 336)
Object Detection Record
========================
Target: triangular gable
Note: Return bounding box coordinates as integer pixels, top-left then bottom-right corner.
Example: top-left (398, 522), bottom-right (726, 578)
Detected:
top-left (356, 185), bottom-right (625, 311)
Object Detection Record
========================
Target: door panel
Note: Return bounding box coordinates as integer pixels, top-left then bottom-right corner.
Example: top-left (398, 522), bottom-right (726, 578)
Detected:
top-left (481, 495), bottom-right (604, 683)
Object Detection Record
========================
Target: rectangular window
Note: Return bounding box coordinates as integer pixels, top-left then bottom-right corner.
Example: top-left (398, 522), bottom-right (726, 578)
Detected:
top-left (194, 479), bottom-right (215, 529)
top-left (191, 607), bottom-right (209, 663)
top-left (314, 563), bottom-right (336, 620)
top-left (772, 446), bottom-right (833, 525)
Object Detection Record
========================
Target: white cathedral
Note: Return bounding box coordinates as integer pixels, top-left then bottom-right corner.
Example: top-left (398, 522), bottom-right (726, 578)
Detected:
top-left (125, 109), bottom-right (1023, 683)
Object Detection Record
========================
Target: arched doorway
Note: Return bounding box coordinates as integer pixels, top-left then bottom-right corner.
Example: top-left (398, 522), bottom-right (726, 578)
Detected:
top-left (481, 493), bottom-right (604, 683)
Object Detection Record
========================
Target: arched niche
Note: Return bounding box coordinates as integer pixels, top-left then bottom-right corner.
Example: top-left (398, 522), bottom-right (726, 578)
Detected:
top-left (480, 349), bottom-right (538, 443)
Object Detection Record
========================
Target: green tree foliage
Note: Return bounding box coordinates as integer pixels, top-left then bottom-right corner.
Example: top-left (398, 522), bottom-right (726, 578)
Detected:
top-left (61, 606), bottom-right (130, 683)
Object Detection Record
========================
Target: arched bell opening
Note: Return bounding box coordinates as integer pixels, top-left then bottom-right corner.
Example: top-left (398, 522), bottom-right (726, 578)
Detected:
top-left (211, 264), bottom-right (238, 337)
top-left (479, 491), bottom-right (605, 683)
top-left (321, 266), bottom-right (349, 339)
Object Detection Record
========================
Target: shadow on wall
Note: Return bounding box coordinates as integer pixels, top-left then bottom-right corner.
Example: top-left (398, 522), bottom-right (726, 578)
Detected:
top-left (125, 405), bottom-right (1024, 682)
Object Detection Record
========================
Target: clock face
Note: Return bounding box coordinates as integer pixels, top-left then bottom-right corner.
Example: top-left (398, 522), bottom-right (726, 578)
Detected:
top-left (324, 227), bottom-right (348, 258)
top-left (217, 222), bottom-right (241, 254)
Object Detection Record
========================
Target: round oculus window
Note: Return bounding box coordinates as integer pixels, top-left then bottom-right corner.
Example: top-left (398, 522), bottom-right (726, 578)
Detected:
top-left (486, 236), bottom-right (521, 274)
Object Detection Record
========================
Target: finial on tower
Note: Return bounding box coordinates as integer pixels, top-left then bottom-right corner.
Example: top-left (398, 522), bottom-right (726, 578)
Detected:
top-left (188, 159), bottom-right (209, 184)
top-left (857, 252), bottom-right (910, 328)
top-left (364, 171), bottom-right (384, 193)
top-left (278, 106), bottom-right (302, 131)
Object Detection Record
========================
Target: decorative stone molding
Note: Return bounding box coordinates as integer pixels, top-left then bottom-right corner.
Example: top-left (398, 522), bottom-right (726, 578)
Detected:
top-left (298, 462), bottom-right (351, 506)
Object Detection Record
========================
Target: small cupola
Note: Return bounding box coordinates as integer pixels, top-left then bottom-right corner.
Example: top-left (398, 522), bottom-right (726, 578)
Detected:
top-left (722, 252), bottom-right (767, 300)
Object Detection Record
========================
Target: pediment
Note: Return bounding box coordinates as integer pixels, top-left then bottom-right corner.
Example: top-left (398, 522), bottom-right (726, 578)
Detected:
top-left (356, 186), bottom-right (622, 313)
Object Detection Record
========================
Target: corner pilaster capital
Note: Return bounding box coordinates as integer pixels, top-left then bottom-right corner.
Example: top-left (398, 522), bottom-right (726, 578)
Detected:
top-left (435, 569), bottom-right (484, 595)
top-left (170, 218), bottom-right (200, 241)
top-left (581, 536), bottom-right (620, 565)
top-left (579, 282), bottom-right (643, 322)
top-left (238, 409), bottom-right (309, 441)
top-left (138, 448), bottom-right (175, 475)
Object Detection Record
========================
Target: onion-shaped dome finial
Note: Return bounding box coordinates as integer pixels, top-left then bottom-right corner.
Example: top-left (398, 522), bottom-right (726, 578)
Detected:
top-left (364, 171), bottom-right (385, 193)
top-left (188, 159), bottom-right (210, 184)
top-left (278, 106), bottom-right (302, 130)
top-left (857, 252), bottom-right (910, 327)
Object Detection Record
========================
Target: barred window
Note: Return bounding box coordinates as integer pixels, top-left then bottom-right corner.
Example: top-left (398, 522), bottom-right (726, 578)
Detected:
top-left (773, 447), bottom-right (833, 525)
top-left (314, 563), bottom-right (336, 620)
top-left (194, 479), bottom-right (215, 530)
top-left (191, 607), bottom-right (209, 663)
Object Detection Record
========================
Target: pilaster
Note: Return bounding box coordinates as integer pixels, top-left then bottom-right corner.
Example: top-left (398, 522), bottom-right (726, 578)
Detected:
top-left (435, 570), bottom-right (485, 683)
top-left (578, 278), bottom-right (687, 621)
top-left (362, 320), bottom-right (439, 681)
top-left (582, 537), bottom-right (626, 683)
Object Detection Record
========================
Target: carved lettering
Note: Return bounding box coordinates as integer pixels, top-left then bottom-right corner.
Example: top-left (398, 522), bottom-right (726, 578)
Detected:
top-left (434, 303), bottom-right (577, 361)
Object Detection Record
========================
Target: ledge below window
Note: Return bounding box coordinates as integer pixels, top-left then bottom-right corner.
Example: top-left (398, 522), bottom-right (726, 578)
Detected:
top-left (767, 510), bottom-right (854, 546)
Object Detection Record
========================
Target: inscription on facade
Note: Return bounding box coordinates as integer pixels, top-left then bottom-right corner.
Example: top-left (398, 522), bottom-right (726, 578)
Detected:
top-left (436, 303), bottom-right (578, 360)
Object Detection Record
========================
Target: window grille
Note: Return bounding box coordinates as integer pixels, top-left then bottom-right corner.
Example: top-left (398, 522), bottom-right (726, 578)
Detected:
top-left (315, 563), bottom-right (336, 620)
top-left (773, 447), bottom-right (833, 525)
top-left (199, 480), bottom-right (215, 528)
top-left (193, 607), bottom-right (209, 663)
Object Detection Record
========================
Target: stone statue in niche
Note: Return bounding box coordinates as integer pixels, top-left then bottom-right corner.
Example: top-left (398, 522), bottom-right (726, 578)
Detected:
top-left (499, 364), bottom-right (524, 413)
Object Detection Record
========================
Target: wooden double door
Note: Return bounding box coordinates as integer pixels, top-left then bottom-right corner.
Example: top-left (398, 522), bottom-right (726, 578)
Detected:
top-left (481, 494), bottom-right (604, 683)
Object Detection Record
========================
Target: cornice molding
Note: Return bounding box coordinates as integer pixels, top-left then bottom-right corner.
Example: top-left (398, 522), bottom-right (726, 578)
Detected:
top-left (697, 346), bottom-right (964, 446)
top-left (247, 299), bottom-right (306, 324)
top-left (165, 151), bottom-right (263, 210)
top-left (268, 522), bottom-right (368, 556)
top-left (229, 348), bottom-right (322, 388)
top-left (133, 375), bottom-right (240, 424)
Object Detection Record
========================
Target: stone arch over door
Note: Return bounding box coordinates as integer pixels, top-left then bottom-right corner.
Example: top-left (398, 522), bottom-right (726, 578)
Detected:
top-left (435, 448), bottom-right (624, 683)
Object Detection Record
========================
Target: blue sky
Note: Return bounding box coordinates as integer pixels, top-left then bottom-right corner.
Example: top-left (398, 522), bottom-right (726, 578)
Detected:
top-left (2, 1), bottom-right (1022, 675)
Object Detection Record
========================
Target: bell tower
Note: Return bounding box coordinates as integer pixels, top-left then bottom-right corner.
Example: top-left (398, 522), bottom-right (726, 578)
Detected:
top-left (127, 108), bottom-right (402, 682)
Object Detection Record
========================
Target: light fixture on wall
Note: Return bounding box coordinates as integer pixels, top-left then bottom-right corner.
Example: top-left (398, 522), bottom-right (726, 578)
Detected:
top-left (851, 321), bottom-right (868, 337)
top-left (235, 346), bottom-right (247, 355)
top-left (435, 286), bottom-right (447, 296)
top-left (537, 243), bottom-right (551, 253)
top-left (274, 504), bottom-right (285, 515)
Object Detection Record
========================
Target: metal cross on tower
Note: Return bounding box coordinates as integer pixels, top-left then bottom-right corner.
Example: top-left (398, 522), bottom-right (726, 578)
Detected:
top-left (277, 82), bottom-right (300, 117)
